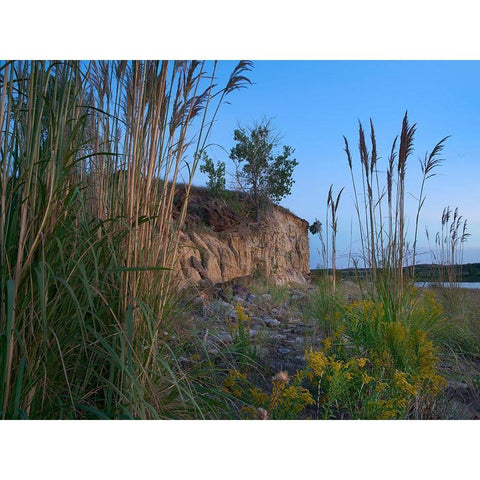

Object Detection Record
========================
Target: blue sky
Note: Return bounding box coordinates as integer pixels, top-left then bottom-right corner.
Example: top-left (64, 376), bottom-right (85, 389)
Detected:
top-left (191, 61), bottom-right (480, 268)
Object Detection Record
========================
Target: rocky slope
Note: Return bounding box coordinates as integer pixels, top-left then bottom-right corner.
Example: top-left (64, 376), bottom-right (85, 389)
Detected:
top-left (174, 188), bottom-right (310, 286)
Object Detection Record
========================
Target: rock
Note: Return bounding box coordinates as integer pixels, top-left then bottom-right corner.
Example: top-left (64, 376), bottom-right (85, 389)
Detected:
top-left (246, 293), bottom-right (257, 303)
top-left (257, 347), bottom-right (270, 359)
top-left (291, 289), bottom-right (307, 302)
top-left (192, 295), bottom-right (208, 315)
top-left (268, 333), bottom-right (287, 341)
top-left (292, 324), bottom-right (313, 335)
top-left (448, 380), bottom-right (470, 391)
top-left (217, 332), bottom-right (233, 343)
top-left (199, 278), bottom-right (214, 289)
top-left (232, 296), bottom-right (246, 305)
top-left (287, 317), bottom-right (302, 325)
top-left (207, 300), bottom-right (236, 319)
top-left (193, 295), bottom-right (206, 306)
top-left (263, 318), bottom-right (281, 327)
top-left (278, 347), bottom-right (291, 355)
top-left (232, 284), bottom-right (250, 298)
top-left (291, 293), bottom-right (305, 301)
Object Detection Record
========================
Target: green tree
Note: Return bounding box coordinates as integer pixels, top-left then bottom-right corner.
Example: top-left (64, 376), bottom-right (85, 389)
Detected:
top-left (229, 121), bottom-right (298, 219)
top-left (199, 152), bottom-right (227, 198)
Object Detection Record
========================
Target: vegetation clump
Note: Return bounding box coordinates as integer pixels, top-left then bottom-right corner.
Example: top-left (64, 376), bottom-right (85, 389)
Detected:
top-left (229, 120), bottom-right (298, 219)
top-left (199, 152), bottom-right (228, 199)
top-left (0, 59), bottom-right (253, 419)
top-left (221, 284), bottom-right (448, 420)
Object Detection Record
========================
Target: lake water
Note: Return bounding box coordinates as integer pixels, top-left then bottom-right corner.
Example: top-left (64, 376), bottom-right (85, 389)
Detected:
top-left (414, 282), bottom-right (480, 290)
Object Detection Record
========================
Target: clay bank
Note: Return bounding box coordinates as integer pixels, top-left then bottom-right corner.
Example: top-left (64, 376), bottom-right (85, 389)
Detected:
top-left (173, 187), bottom-right (310, 287)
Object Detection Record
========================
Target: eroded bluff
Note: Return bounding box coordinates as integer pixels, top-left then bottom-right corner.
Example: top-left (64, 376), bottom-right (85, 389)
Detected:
top-left (174, 189), bottom-right (309, 286)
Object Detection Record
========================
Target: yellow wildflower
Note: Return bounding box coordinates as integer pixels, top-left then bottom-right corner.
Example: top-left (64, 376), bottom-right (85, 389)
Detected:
top-left (394, 370), bottom-right (417, 396)
top-left (357, 358), bottom-right (368, 368)
top-left (305, 348), bottom-right (328, 377)
top-left (322, 337), bottom-right (332, 352)
top-left (362, 373), bottom-right (374, 385)
top-left (375, 382), bottom-right (387, 393)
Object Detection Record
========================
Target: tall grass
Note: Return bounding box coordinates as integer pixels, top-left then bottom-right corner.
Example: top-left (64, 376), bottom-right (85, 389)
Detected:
top-left (309, 184), bottom-right (343, 294)
top-left (427, 206), bottom-right (470, 286)
top-left (425, 206), bottom-right (471, 335)
top-left (0, 60), bottom-right (252, 418)
top-left (343, 112), bottom-right (448, 321)
top-left (327, 184), bottom-right (343, 294)
top-left (307, 116), bottom-right (453, 418)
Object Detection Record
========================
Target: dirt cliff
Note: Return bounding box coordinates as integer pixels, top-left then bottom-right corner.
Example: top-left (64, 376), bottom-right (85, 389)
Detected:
top-left (174, 187), bottom-right (309, 286)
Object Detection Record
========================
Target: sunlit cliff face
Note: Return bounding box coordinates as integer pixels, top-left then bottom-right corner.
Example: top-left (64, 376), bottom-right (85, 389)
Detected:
top-left (177, 205), bottom-right (309, 286)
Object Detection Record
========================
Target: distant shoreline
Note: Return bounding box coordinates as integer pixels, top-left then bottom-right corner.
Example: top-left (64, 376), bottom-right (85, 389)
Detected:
top-left (310, 263), bottom-right (480, 282)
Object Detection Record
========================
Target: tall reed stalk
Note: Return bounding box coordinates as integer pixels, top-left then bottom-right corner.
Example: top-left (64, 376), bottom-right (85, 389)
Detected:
top-left (327, 185), bottom-right (343, 294)
top-left (344, 112), bottom-right (448, 321)
top-left (427, 206), bottom-right (470, 286)
top-left (0, 60), bottom-right (251, 418)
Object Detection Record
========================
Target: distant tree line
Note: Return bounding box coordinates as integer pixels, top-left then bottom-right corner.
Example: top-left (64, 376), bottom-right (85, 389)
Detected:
top-left (311, 263), bottom-right (480, 282)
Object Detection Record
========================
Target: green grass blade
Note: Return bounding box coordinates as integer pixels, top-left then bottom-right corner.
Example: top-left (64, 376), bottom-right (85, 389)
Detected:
top-left (12, 357), bottom-right (26, 419)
